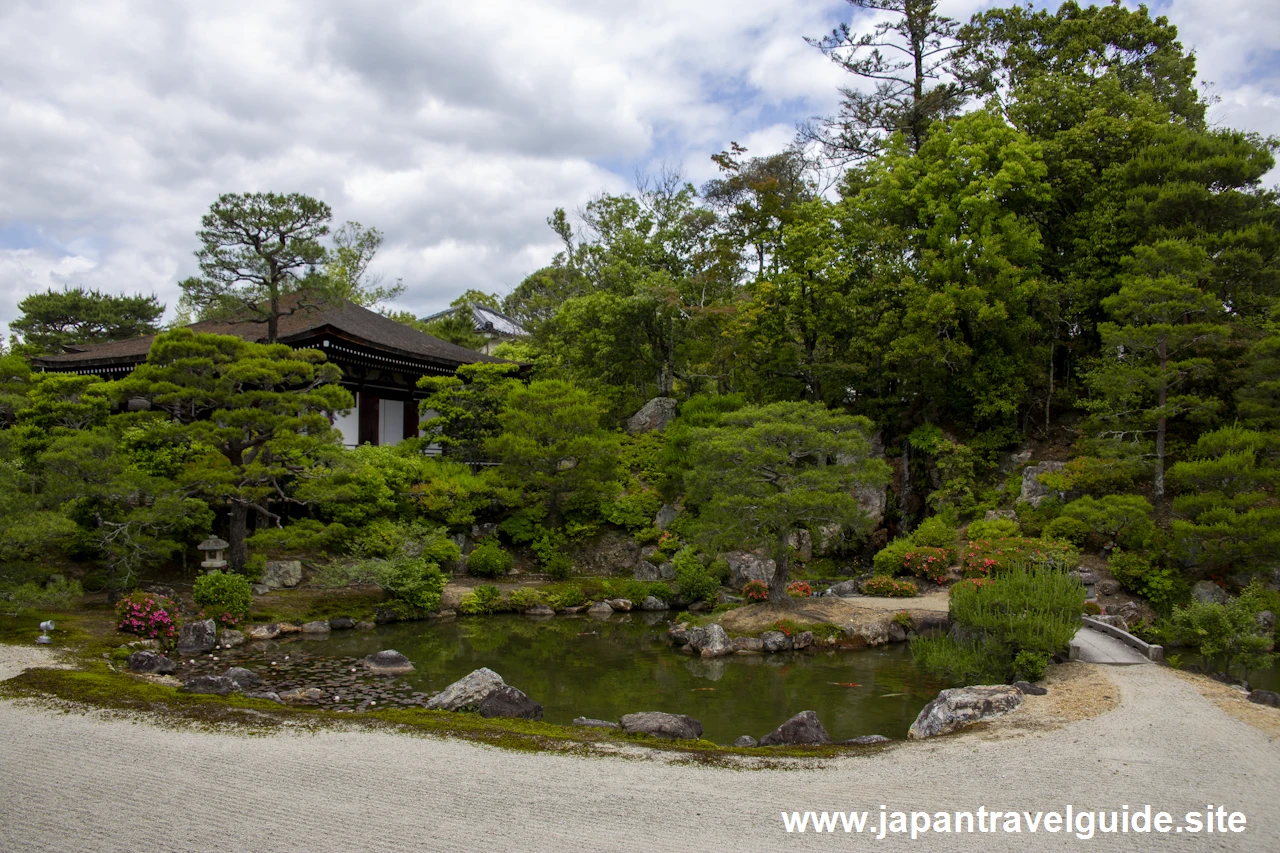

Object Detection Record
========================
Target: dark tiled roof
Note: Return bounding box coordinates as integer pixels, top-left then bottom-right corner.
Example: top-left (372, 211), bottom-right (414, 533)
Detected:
top-left (32, 297), bottom-right (510, 371)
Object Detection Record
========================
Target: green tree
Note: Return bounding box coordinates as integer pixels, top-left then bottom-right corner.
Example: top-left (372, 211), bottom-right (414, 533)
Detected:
top-left (684, 401), bottom-right (890, 602)
top-left (321, 221), bottom-right (404, 309)
top-left (11, 288), bottom-right (164, 355)
top-left (179, 192), bottom-right (332, 343)
top-left (1171, 588), bottom-right (1275, 682)
top-left (110, 329), bottom-right (353, 570)
top-left (418, 362), bottom-right (522, 458)
top-left (485, 380), bottom-right (621, 528)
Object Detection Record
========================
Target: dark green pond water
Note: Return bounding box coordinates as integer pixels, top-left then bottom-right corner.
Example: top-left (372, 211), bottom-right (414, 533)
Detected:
top-left (308, 613), bottom-right (947, 744)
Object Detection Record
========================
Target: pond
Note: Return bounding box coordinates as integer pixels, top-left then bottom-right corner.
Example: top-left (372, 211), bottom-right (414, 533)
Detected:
top-left (198, 613), bottom-right (951, 744)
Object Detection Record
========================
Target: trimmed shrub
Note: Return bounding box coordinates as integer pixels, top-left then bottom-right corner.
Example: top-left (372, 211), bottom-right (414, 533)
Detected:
top-left (458, 584), bottom-right (503, 615)
top-left (467, 540), bottom-right (514, 578)
top-left (548, 586), bottom-right (585, 609)
top-left (673, 547), bottom-right (719, 604)
top-left (506, 588), bottom-right (546, 611)
top-left (192, 571), bottom-right (252, 628)
top-left (872, 537), bottom-right (915, 576)
top-left (966, 518), bottom-right (1020, 540)
top-left (961, 537), bottom-right (1078, 579)
top-left (742, 579), bottom-right (769, 602)
top-left (911, 516), bottom-right (957, 552)
top-left (1042, 516), bottom-right (1089, 547)
top-left (786, 580), bottom-right (813, 598)
top-left (3, 577), bottom-right (83, 617)
top-left (376, 558), bottom-right (447, 612)
top-left (903, 547), bottom-right (950, 585)
top-left (114, 591), bottom-right (180, 643)
top-left (1014, 650), bottom-right (1050, 682)
top-left (1059, 495), bottom-right (1156, 550)
top-left (862, 576), bottom-right (919, 597)
top-left (1108, 550), bottom-right (1185, 614)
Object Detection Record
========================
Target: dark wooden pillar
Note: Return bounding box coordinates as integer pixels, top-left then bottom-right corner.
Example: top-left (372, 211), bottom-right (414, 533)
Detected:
top-left (403, 398), bottom-right (420, 441)
top-left (358, 391), bottom-right (380, 446)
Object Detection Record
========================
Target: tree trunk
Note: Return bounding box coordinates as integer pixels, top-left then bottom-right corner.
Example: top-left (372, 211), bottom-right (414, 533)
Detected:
top-left (228, 503), bottom-right (249, 572)
top-left (768, 534), bottom-right (792, 604)
top-left (1155, 339), bottom-right (1167, 501)
top-left (1044, 339), bottom-right (1055, 437)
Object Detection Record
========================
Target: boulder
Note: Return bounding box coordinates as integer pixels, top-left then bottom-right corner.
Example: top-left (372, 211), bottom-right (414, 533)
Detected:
top-left (638, 596), bottom-right (668, 612)
top-left (126, 650), bottom-right (176, 674)
top-left (1247, 689), bottom-right (1280, 709)
top-left (330, 617), bottom-right (356, 630)
top-left (374, 608), bottom-right (401, 624)
top-left (725, 551), bottom-right (776, 587)
top-left (587, 600), bottom-right (614, 615)
top-left (246, 623), bottom-right (281, 641)
top-left (687, 601), bottom-right (710, 613)
top-left (301, 620), bottom-right (330, 634)
top-left (625, 397), bottom-right (678, 435)
top-left (1014, 681), bottom-right (1048, 696)
top-left (477, 685), bottom-right (544, 721)
top-left (1097, 579), bottom-right (1121, 597)
top-left (687, 624), bottom-right (732, 658)
top-left (984, 509), bottom-right (1017, 522)
top-left (1019, 461), bottom-right (1066, 507)
top-left (251, 584), bottom-right (271, 596)
top-left (218, 629), bottom-right (246, 649)
top-left (568, 528), bottom-right (642, 575)
top-left (176, 619), bottom-right (218, 655)
top-left (1192, 581), bottom-right (1228, 605)
top-left (732, 636), bottom-right (764, 653)
top-left (841, 735), bottom-right (890, 746)
top-left (619, 711), bottom-right (703, 740)
top-left (608, 598), bottom-right (633, 612)
top-left (759, 710), bottom-right (831, 746)
top-left (276, 623), bottom-right (302, 634)
top-left (761, 631), bottom-right (792, 653)
top-left (355, 620), bottom-right (376, 630)
top-left (887, 622), bottom-right (908, 643)
top-left (261, 559), bottom-right (303, 589)
top-left (825, 579), bottom-right (862, 597)
top-left (908, 685), bottom-right (1024, 739)
top-left (1258, 610), bottom-right (1276, 632)
top-left (243, 691), bottom-right (282, 704)
top-left (669, 623), bottom-right (691, 645)
top-left (733, 735), bottom-right (758, 748)
top-left (654, 503), bottom-right (679, 530)
top-left (223, 667), bottom-right (262, 689)
top-left (525, 604), bottom-right (555, 617)
top-left (364, 650), bottom-right (415, 675)
top-left (846, 621), bottom-right (890, 647)
top-left (182, 675), bottom-right (238, 696)
top-left (572, 717), bottom-right (620, 730)
top-left (280, 687), bottom-right (324, 703)
top-left (472, 522), bottom-right (499, 540)
top-left (912, 613), bottom-right (949, 634)
top-left (791, 631), bottom-right (814, 651)
top-left (425, 667), bottom-right (505, 711)
top-left (560, 605), bottom-right (587, 614)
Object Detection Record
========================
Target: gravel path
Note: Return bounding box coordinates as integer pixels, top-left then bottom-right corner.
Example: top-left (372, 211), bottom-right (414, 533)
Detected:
top-left (1, 645), bottom-right (1277, 852)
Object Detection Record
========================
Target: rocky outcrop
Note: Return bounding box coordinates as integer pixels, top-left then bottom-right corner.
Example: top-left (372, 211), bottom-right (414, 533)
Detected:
top-left (908, 685), bottom-right (1024, 739)
top-left (181, 675), bottom-right (238, 696)
top-left (363, 650), bottom-right (415, 676)
top-left (633, 561), bottom-right (676, 582)
top-left (127, 650), bottom-right (176, 674)
top-left (569, 529), bottom-right (642, 576)
top-left (626, 397), bottom-right (678, 435)
top-left (425, 668), bottom-right (505, 711)
top-left (725, 551), bottom-right (776, 587)
top-left (619, 711), bottom-right (703, 740)
top-left (1191, 581), bottom-right (1228, 605)
top-left (262, 559), bottom-right (303, 589)
top-left (654, 503), bottom-right (679, 530)
top-left (176, 619), bottom-right (218, 656)
top-left (787, 530), bottom-right (813, 563)
top-left (759, 710), bottom-right (831, 746)
top-left (1019, 462), bottom-right (1066, 507)
top-left (477, 685), bottom-right (544, 721)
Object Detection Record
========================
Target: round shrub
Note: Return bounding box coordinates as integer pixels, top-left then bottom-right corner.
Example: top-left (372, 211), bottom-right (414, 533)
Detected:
top-left (467, 540), bottom-right (514, 578)
top-left (872, 537), bottom-right (915, 576)
top-left (1043, 516), bottom-right (1089, 547)
top-left (192, 571), bottom-right (252, 628)
top-left (966, 518), bottom-right (1020, 540)
top-left (506, 587), bottom-right (546, 611)
top-left (911, 516), bottom-right (957, 551)
top-left (1013, 650), bottom-right (1050, 682)
top-left (458, 584), bottom-right (502, 615)
top-left (674, 547), bottom-right (719, 604)
top-left (861, 576), bottom-right (919, 597)
top-left (376, 558), bottom-right (447, 612)
top-left (742, 579), bottom-right (769, 602)
top-left (903, 547), bottom-right (951, 585)
top-left (786, 580), bottom-right (812, 598)
top-left (115, 591), bottom-right (180, 643)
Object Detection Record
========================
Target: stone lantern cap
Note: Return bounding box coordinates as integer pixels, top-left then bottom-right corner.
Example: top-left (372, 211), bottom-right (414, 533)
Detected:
top-left (198, 536), bottom-right (230, 552)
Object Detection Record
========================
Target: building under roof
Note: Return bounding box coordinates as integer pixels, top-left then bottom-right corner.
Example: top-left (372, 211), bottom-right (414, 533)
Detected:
top-left (31, 297), bottom-right (518, 448)
top-left (421, 302), bottom-right (528, 355)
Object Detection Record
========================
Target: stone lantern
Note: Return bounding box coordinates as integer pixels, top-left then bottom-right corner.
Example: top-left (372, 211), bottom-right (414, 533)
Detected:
top-left (198, 536), bottom-right (229, 570)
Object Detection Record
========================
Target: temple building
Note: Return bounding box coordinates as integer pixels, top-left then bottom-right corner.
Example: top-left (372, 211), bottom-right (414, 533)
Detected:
top-left (420, 302), bottom-right (528, 355)
top-left (31, 298), bottom-right (516, 448)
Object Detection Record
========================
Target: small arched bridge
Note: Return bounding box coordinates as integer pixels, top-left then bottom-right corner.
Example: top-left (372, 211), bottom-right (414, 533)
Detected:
top-left (1070, 616), bottom-right (1164, 666)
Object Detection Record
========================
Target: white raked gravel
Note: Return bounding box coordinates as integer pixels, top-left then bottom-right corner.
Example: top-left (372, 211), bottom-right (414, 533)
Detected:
top-left (1, 645), bottom-right (1277, 852)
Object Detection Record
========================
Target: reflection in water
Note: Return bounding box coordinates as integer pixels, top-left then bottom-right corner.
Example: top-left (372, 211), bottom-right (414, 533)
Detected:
top-left (312, 614), bottom-right (951, 743)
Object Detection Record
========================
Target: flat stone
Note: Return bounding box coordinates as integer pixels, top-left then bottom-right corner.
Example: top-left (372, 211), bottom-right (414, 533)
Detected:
top-left (218, 629), bottom-right (246, 648)
top-left (840, 735), bottom-right (891, 746)
top-left (1014, 681), bottom-right (1048, 696)
top-left (1247, 689), bottom-right (1280, 708)
top-left (572, 717), bottom-right (620, 730)
top-left (733, 735), bottom-right (758, 747)
top-left (243, 691), bottom-right (282, 704)
top-left (909, 685), bottom-right (1024, 739)
top-left (176, 619), bottom-right (218, 655)
top-left (126, 650), bottom-right (176, 674)
top-left (181, 675), bottom-right (238, 696)
top-left (525, 604), bottom-right (555, 617)
top-left (559, 605), bottom-right (587, 614)
top-left (280, 687), bottom-right (324, 703)
top-left (364, 650), bottom-right (415, 676)
top-left (330, 617), bottom-right (356, 630)
top-left (301, 620), bottom-right (330, 634)
top-left (477, 685), bottom-right (543, 721)
top-left (425, 667), bottom-right (505, 711)
top-left (276, 623), bottom-right (302, 634)
top-left (262, 559), bottom-right (302, 589)
top-left (245, 623), bottom-right (281, 641)
top-left (759, 710), bottom-right (831, 746)
top-left (223, 667), bottom-right (262, 689)
top-left (251, 584), bottom-right (270, 596)
top-left (620, 711), bottom-right (703, 740)
top-left (355, 621), bottom-right (376, 630)
top-left (607, 598), bottom-right (632, 612)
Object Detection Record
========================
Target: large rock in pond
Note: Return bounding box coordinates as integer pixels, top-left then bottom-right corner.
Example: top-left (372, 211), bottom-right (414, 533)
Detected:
top-left (477, 685), bottom-right (544, 721)
top-left (177, 619), bottom-right (218, 656)
top-left (246, 623), bottom-right (281, 641)
top-left (330, 617), bottom-right (356, 630)
top-left (620, 711), bottom-right (703, 740)
top-left (525, 604), bottom-right (555, 617)
top-left (734, 735), bottom-right (758, 747)
top-left (733, 636), bottom-right (764, 653)
top-left (587, 600), bottom-right (614, 615)
top-left (1019, 462), bottom-right (1066, 507)
top-left (301, 620), bottom-right (330, 634)
top-left (363, 650), bottom-right (415, 676)
top-left (686, 624), bottom-right (732, 658)
top-left (425, 667), bottom-right (505, 711)
top-left (638, 596), bottom-right (668, 611)
top-left (908, 685), bottom-right (1024, 739)
top-left (608, 598), bottom-right (633, 612)
top-left (725, 551), bottom-right (776, 587)
top-left (626, 397), bottom-right (678, 435)
top-left (759, 710), bottom-right (831, 746)
top-left (223, 667), bottom-right (262, 689)
top-left (218, 629), bottom-right (246, 649)
top-left (761, 631), bottom-right (792, 653)
top-left (261, 559), bottom-right (303, 589)
top-left (182, 675), bottom-right (238, 696)
top-left (127, 650), bottom-right (176, 675)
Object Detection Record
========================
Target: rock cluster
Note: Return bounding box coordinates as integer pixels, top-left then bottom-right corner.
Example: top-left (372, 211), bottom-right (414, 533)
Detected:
top-left (424, 668), bottom-right (544, 721)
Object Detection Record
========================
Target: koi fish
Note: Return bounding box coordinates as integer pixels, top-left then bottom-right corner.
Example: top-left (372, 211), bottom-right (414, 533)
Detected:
top-left (831, 682), bottom-right (862, 687)
top-left (692, 687), bottom-right (718, 691)
top-left (576, 631), bottom-right (598, 636)
top-left (879, 692), bottom-right (907, 698)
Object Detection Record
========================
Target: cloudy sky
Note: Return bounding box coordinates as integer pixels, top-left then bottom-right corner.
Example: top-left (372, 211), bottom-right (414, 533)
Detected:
top-left (1, 0), bottom-right (1276, 334)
